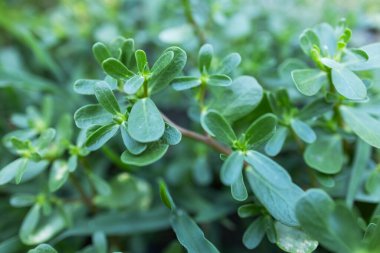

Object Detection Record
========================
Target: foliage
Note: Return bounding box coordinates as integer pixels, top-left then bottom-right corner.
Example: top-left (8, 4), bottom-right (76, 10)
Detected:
top-left (1, 0), bottom-right (380, 252)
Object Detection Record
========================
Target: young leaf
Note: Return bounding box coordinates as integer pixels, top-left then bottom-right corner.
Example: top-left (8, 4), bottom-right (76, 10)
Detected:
top-left (198, 44), bottom-right (213, 72)
top-left (245, 151), bottom-right (304, 226)
top-left (290, 119), bottom-right (316, 144)
top-left (274, 222), bottom-right (318, 253)
top-left (74, 104), bottom-right (113, 129)
top-left (242, 217), bottom-right (266, 249)
top-left (162, 123), bottom-right (182, 145)
top-left (207, 74), bottom-right (231, 87)
top-left (149, 47), bottom-right (187, 94)
top-left (121, 143), bottom-right (169, 166)
top-left (128, 98), bottom-right (165, 143)
top-left (202, 110), bottom-right (236, 145)
top-left (245, 114), bottom-right (277, 147)
top-left (170, 210), bottom-right (220, 253)
top-left (299, 29), bottom-right (320, 56)
top-left (171, 76), bottom-right (201, 91)
top-left (120, 122), bottom-right (147, 155)
top-left (159, 179), bottom-right (176, 210)
top-left (331, 67), bottom-right (367, 100)
top-left (102, 58), bottom-right (134, 79)
top-left (36, 128), bottom-right (56, 150)
top-left (94, 81), bottom-right (121, 115)
top-left (135, 49), bottom-right (148, 73)
top-left (85, 123), bottom-right (119, 151)
top-left (304, 135), bottom-right (344, 174)
top-left (231, 173), bottom-right (248, 201)
top-left (220, 151), bottom-right (244, 185)
top-left (340, 106), bottom-right (380, 148)
top-left (28, 244), bottom-right (58, 253)
top-left (216, 53), bottom-right (241, 74)
top-left (291, 69), bottom-right (326, 96)
top-left (265, 126), bottom-right (288, 156)
top-left (124, 75), bottom-right (145, 94)
top-left (92, 42), bottom-right (111, 65)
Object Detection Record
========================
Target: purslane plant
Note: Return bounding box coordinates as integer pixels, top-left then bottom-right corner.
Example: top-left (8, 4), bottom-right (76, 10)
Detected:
top-left (2, 19), bottom-right (380, 253)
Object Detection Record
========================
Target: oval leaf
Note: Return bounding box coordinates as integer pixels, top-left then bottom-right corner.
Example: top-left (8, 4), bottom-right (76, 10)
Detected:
top-left (128, 98), bottom-right (165, 143)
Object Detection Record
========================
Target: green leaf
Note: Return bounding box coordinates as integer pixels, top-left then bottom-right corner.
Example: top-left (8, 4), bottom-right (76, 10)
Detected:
top-left (74, 104), bottom-right (113, 129)
top-left (299, 29), bottom-right (320, 56)
top-left (94, 81), bottom-right (121, 115)
top-left (340, 106), bottom-right (380, 148)
top-left (171, 76), bottom-right (201, 91)
top-left (121, 143), bottom-right (169, 166)
top-left (207, 74), bottom-right (231, 87)
top-left (162, 123), bottom-right (182, 145)
top-left (28, 244), bottom-right (57, 253)
top-left (290, 119), bottom-right (316, 144)
top-left (15, 158), bottom-right (29, 184)
top-left (291, 69), bottom-right (326, 96)
top-left (49, 160), bottom-right (69, 192)
top-left (331, 67), bottom-right (367, 100)
top-left (85, 123), bottom-right (119, 151)
top-left (198, 44), bottom-right (213, 72)
top-left (242, 217), bottom-right (266, 249)
top-left (304, 135), bottom-right (344, 174)
top-left (36, 128), bottom-right (56, 150)
top-left (202, 110), bottom-right (236, 145)
top-left (93, 173), bottom-right (151, 209)
top-left (296, 189), bottom-right (362, 253)
top-left (159, 179), bottom-right (176, 210)
top-left (102, 58), bottom-right (134, 79)
top-left (10, 193), bottom-right (35, 207)
top-left (120, 122), bottom-right (147, 155)
top-left (135, 49), bottom-right (148, 73)
top-left (150, 47), bottom-right (187, 94)
top-left (231, 173), bottom-right (248, 201)
top-left (124, 75), bottom-right (145, 94)
top-left (245, 151), bottom-right (304, 226)
top-left (245, 114), bottom-right (277, 147)
top-left (220, 151), bottom-right (244, 185)
top-left (87, 171), bottom-right (112, 196)
top-left (92, 42), bottom-right (111, 65)
top-left (128, 98), bottom-right (165, 143)
top-left (1, 158), bottom-right (24, 185)
top-left (265, 126), bottom-right (288, 157)
top-left (208, 76), bottom-right (263, 122)
top-left (215, 53), bottom-right (241, 74)
top-left (237, 204), bottom-right (261, 218)
top-left (73, 78), bottom-right (117, 95)
top-left (93, 231), bottom-right (107, 253)
top-left (297, 97), bottom-right (333, 121)
top-left (56, 207), bottom-right (170, 240)
top-left (20, 204), bottom-right (41, 243)
top-left (170, 210), bottom-right (220, 253)
top-left (274, 222), bottom-right (318, 253)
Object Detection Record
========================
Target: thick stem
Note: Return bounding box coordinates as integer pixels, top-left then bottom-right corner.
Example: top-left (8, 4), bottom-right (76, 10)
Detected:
top-left (181, 0), bottom-right (206, 45)
top-left (161, 113), bottom-right (231, 155)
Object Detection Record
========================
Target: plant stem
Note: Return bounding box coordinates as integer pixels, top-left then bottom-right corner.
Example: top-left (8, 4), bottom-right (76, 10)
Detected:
top-left (101, 146), bottom-right (131, 171)
top-left (161, 113), bottom-right (231, 155)
top-left (69, 173), bottom-right (97, 213)
top-left (143, 78), bottom-right (148, 97)
top-left (181, 0), bottom-right (206, 45)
